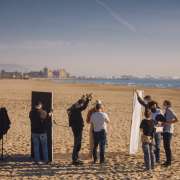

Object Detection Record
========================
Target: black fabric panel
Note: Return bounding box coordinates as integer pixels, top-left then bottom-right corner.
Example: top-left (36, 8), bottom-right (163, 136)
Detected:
top-left (31, 91), bottom-right (53, 162)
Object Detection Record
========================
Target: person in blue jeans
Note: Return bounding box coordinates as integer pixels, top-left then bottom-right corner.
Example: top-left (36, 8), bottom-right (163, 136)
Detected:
top-left (29, 102), bottom-right (52, 164)
top-left (140, 109), bottom-right (155, 171)
top-left (162, 100), bottom-right (178, 167)
top-left (90, 103), bottom-right (110, 164)
top-left (149, 101), bottom-right (163, 163)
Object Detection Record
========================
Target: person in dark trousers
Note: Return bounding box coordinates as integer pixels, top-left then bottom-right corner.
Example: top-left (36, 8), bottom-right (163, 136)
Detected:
top-left (90, 104), bottom-right (110, 164)
top-left (67, 94), bottom-right (92, 165)
top-left (162, 100), bottom-right (178, 167)
top-left (29, 102), bottom-right (52, 164)
top-left (140, 109), bottom-right (155, 171)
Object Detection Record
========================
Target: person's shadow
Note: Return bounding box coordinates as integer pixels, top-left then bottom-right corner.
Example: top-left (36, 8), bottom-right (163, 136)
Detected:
top-left (0, 152), bottom-right (144, 178)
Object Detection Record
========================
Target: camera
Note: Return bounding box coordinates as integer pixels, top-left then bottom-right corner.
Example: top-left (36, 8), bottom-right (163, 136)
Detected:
top-left (81, 93), bottom-right (93, 102)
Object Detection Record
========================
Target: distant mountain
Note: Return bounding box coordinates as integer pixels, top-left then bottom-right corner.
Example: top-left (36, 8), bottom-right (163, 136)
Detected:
top-left (0, 64), bottom-right (29, 72)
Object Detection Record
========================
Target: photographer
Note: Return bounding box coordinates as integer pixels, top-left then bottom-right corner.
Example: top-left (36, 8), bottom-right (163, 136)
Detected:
top-left (67, 94), bottom-right (92, 165)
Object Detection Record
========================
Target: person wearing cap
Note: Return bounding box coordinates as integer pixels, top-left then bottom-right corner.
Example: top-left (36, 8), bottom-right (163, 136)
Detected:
top-left (67, 95), bottom-right (92, 165)
top-left (86, 100), bottom-right (102, 158)
top-left (90, 103), bottom-right (110, 164)
top-left (29, 102), bottom-right (52, 164)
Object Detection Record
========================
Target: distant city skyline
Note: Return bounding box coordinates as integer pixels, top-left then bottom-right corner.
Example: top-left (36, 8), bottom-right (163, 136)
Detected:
top-left (0, 0), bottom-right (180, 77)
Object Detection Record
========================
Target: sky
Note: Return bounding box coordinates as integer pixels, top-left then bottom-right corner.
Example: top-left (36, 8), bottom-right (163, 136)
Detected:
top-left (0, 0), bottom-right (180, 77)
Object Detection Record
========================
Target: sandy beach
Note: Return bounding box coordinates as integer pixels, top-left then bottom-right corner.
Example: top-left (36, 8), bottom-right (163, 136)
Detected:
top-left (0, 79), bottom-right (179, 179)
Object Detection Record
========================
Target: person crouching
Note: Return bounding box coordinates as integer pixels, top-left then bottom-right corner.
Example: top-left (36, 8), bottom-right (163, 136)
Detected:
top-left (90, 103), bottom-right (110, 164)
top-left (140, 109), bottom-right (155, 171)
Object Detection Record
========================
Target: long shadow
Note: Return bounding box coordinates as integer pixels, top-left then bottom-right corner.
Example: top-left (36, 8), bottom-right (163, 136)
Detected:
top-left (0, 152), bottom-right (144, 178)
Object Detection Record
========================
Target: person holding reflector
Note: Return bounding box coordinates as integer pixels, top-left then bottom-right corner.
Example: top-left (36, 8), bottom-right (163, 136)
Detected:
top-left (29, 102), bottom-right (52, 164)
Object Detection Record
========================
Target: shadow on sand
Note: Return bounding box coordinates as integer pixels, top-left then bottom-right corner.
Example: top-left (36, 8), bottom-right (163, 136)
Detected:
top-left (0, 152), bottom-right (144, 178)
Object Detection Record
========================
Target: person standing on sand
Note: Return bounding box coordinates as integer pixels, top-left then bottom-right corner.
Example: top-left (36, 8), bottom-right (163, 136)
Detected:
top-left (149, 101), bottom-right (163, 164)
top-left (67, 94), bottom-right (92, 165)
top-left (29, 102), bottom-right (52, 164)
top-left (90, 103), bottom-right (110, 164)
top-left (86, 100), bottom-right (102, 158)
top-left (162, 100), bottom-right (178, 167)
top-left (140, 109), bottom-right (155, 171)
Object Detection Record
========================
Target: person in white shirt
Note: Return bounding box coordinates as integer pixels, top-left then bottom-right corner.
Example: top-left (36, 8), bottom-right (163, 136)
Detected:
top-left (90, 103), bottom-right (110, 164)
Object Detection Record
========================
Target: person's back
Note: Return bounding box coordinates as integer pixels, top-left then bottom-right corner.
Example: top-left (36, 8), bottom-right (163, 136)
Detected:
top-left (90, 104), bottom-right (109, 164)
top-left (91, 111), bottom-right (109, 132)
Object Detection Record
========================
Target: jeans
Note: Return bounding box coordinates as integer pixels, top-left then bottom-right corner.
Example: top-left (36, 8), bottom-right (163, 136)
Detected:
top-left (72, 127), bottom-right (83, 162)
top-left (154, 132), bottom-right (161, 162)
top-left (32, 133), bottom-right (48, 162)
top-left (163, 132), bottom-right (172, 164)
top-left (142, 143), bottom-right (155, 170)
top-left (93, 129), bottom-right (106, 163)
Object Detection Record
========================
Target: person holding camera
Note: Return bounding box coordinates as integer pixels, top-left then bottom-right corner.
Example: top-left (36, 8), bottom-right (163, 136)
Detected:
top-left (29, 102), bottom-right (52, 164)
top-left (67, 94), bottom-right (92, 165)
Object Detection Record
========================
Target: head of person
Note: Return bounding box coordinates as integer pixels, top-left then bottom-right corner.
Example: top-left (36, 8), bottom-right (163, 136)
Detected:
top-left (35, 101), bottom-right (43, 110)
top-left (149, 101), bottom-right (159, 113)
top-left (95, 103), bottom-right (103, 112)
top-left (163, 100), bottom-right (172, 109)
top-left (75, 99), bottom-right (84, 109)
top-left (144, 109), bottom-right (152, 119)
top-left (144, 95), bottom-right (152, 104)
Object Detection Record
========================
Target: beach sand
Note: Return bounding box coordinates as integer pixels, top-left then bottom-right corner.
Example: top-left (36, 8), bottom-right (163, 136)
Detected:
top-left (0, 79), bottom-right (179, 179)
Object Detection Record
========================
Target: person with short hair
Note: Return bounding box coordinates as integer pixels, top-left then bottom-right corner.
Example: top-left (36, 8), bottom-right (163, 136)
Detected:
top-left (67, 94), bottom-right (92, 165)
top-left (90, 103), bottom-right (110, 164)
top-left (29, 102), bottom-right (52, 164)
top-left (140, 109), bottom-right (155, 171)
top-left (162, 100), bottom-right (178, 167)
top-left (86, 100), bottom-right (102, 158)
top-left (149, 101), bottom-right (163, 163)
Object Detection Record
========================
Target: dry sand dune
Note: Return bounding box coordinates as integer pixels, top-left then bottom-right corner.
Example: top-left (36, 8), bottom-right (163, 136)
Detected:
top-left (0, 79), bottom-right (179, 179)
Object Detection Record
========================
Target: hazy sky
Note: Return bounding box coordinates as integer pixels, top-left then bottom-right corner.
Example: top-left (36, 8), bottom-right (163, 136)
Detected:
top-left (0, 0), bottom-right (180, 76)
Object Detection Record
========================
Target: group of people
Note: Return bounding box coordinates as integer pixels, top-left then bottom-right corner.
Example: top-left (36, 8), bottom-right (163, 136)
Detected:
top-left (67, 94), bottom-right (110, 165)
top-left (137, 92), bottom-right (178, 171)
top-left (29, 92), bottom-right (178, 170)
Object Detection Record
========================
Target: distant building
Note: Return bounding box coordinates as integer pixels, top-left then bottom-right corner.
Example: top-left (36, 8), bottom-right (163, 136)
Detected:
top-left (59, 68), bottom-right (70, 79)
top-left (0, 70), bottom-right (23, 79)
top-left (0, 67), bottom-right (70, 79)
top-left (52, 68), bottom-right (70, 79)
top-left (43, 67), bottom-right (53, 78)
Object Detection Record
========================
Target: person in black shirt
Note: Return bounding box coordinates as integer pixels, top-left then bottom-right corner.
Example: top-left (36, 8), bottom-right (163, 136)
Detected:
top-left (140, 109), bottom-right (155, 171)
top-left (67, 94), bottom-right (92, 165)
top-left (29, 102), bottom-right (52, 164)
top-left (136, 91), bottom-right (153, 112)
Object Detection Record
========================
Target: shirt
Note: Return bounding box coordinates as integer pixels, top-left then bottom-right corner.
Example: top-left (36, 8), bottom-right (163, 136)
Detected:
top-left (164, 107), bottom-right (177, 133)
top-left (67, 99), bottom-right (89, 129)
top-left (90, 112), bottom-right (109, 132)
top-left (29, 109), bottom-right (48, 134)
top-left (140, 119), bottom-right (154, 137)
